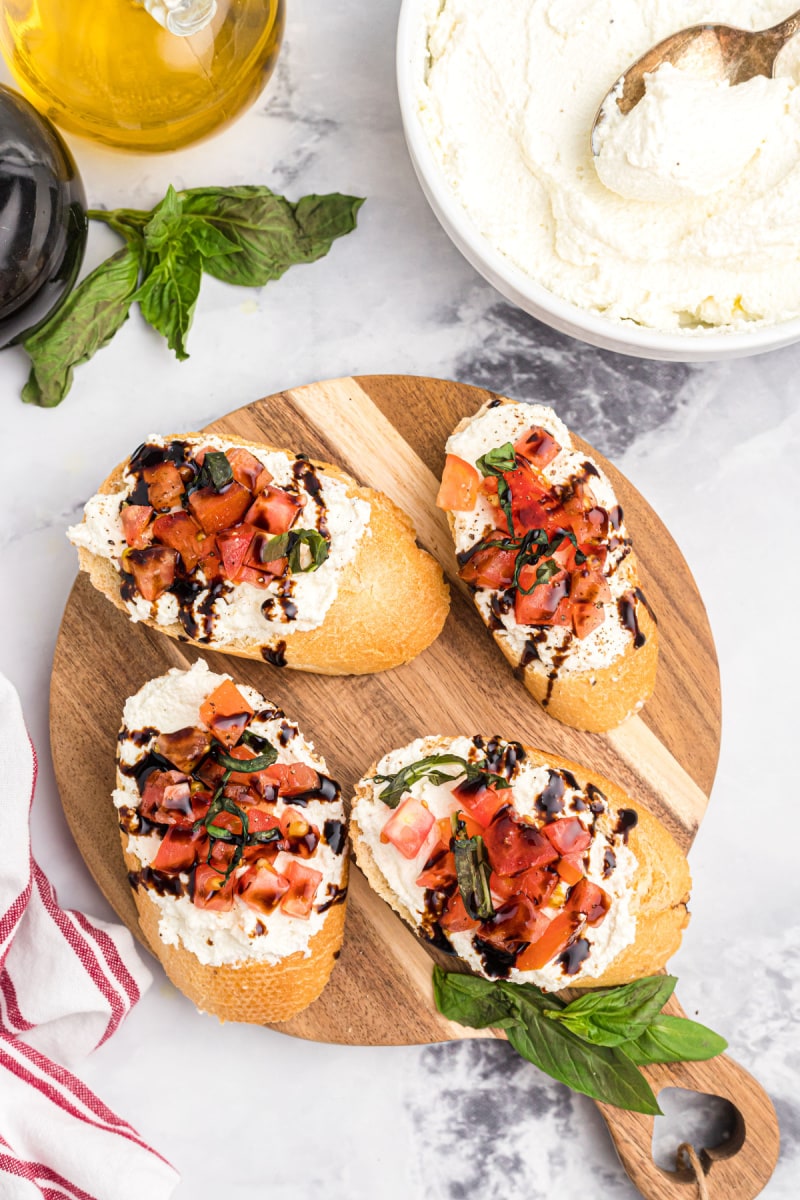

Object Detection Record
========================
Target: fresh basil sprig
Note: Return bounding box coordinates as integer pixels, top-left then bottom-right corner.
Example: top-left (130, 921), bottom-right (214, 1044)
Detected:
top-left (476, 442), bottom-right (517, 533)
top-left (451, 812), bottom-right (494, 920)
top-left (433, 969), bottom-right (727, 1113)
top-left (373, 754), bottom-right (511, 810)
top-left (260, 528), bottom-right (330, 574)
top-left (22, 183), bottom-right (364, 407)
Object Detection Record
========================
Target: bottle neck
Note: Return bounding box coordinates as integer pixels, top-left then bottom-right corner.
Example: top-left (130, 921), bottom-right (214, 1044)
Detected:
top-left (141, 0), bottom-right (217, 36)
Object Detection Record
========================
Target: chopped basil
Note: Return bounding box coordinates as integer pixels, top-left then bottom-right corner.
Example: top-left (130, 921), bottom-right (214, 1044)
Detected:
top-left (451, 813), bottom-right (494, 920)
top-left (196, 450), bottom-right (233, 492)
top-left (476, 443), bottom-right (516, 475)
top-left (213, 742), bottom-right (278, 772)
top-left (259, 528), bottom-right (329, 574)
top-left (475, 442), bottom-right (517, 533)
top-left (373, 753), bottom-right (511, 810)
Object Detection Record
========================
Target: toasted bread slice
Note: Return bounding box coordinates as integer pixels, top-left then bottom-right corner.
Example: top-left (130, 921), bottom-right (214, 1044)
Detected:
top-left (350, 735), bottom-right (689, 991)
top-left (116, 661), bottom-right (348, 1023)
top-left (70, 433), bottom-right (449, 675)
top-left (439, 400), bottom-right (657, 731)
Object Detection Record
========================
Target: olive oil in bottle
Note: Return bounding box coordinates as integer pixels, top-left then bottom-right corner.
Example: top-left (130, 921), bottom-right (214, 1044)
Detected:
top-left (0, 0), bottom-right (285, 152)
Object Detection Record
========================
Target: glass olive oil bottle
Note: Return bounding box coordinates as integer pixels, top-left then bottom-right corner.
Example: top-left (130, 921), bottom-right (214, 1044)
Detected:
top-left (0, 0), bottom-right (285, 152)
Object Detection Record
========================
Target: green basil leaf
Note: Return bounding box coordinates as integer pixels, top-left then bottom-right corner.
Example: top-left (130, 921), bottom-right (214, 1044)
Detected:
top-left (180, 186), bottom-right (364, 287)
top-left (373, 754), bottom-right (471, 809)
top-left (559, 976), bottom-right (677, 1027)
top-left (214, 744), bottom-right (278, 772)
top-left (248, 829), bottom-right (282, 845)
top-left (133, 247), bottom-right (202, 361)
top-left (505, 1005), bottom-right (662, 1114)
top-left (259, 529), bottom-right (330, 573)
top-left (452, 815), bottom-right (494, 920)
top-left (22, 241), bottom-right (142, 407)
top-left (476, 443), bottom-right (516, 476)
top-left (622, 1015), bottom-right (727, 1065)
top-left (142, 184), bottom-right (184, 253)
top-left (181, 215), bottom-right (242, 260)
top-left (432, 966), bottom-right (518, 1030)
top-left (535, 557), bottom-right (561, 586)
top-left (196, 450), bottom-right (233, 492)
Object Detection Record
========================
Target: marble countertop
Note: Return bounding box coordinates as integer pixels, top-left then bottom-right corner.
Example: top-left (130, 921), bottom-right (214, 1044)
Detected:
top-left (0, 1), bottom-right (797, 1196)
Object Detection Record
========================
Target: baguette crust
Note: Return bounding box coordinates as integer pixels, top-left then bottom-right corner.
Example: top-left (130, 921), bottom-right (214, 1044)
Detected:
top-left (350, 736), bottom-right (690, 990)
top-left (124, 839), bottom-right (347, 1023)
top-left (75, 434), bottom-right (450, 675)
top-left (445, 406), bottom-right (657, 731)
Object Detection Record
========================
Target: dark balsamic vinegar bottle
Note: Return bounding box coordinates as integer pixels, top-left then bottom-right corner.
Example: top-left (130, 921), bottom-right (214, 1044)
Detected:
top-left (0, 85), bottom-right (86, 348)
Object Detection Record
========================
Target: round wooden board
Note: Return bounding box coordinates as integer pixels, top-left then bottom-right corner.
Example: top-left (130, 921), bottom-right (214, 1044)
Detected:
top-left (51, 374), bottom-right (721, 1050)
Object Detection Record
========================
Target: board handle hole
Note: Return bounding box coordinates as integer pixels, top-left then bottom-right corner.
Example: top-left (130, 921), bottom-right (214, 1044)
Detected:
top-left (651, 1088), bottom-right (742, 1172)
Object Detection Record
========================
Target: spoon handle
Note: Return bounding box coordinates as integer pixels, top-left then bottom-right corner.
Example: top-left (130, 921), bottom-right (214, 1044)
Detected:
top-left (770, 10), bottom-right (800, 45)
top-left (594, 996), bottom-right (780, 1200)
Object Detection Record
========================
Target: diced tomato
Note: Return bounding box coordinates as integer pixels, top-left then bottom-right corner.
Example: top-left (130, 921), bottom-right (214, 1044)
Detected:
top-left (280, 859), bottom-right (323, 919)
top-left (553, 539), bottom-right (607, 573)
top-left (279, 807), bottom-right (320, 858)
top-left (121, 504), bottom-right (153, 549)
top-left (192, 864), bottom-right (235, 911)
top-left (459, 546), bottom-right (518, 590)
top-left (126, 546), bottom-right (178, 602)
top-left (517, 865), bottom-right (560, 905)
top-left (506, 465), bottom-right (557, 534)
top-left (514, 566), bottom-right (570, 626)
top-left (221, 744), bottom-right (268, 786)
top-left (226, 447), bottom-right (272, 494)
top-left (244, 486), bottom-right (302, 535)
top-left (216, 525), bottom-right (255, 582)
top-left (452, 779), bottom-right (510, 828)
top-left (514, 426), bottom-right (561, 469)
top-left (152, 511), bottom-right (206, 572)
top-left (140, 769), bottom-right (193, 825)
top-left (416, 845), bottom-right (456, 890)
top-left (483, 810), bottom-right (559, 875)
top-left (155, 726), bottom-right (211, 773)
top-left (198, 541), bottom-right (224, 582)
top-left (573, 602), bottom-right (606, 640)
top-left (199, 680), bottom-right (253, 747)
top-left (143, 461), bottom-right (185, 510)
top-left (478, 895), bottom-right (542, 953)
top-left (188, 482), bottom-right (252, 535)
top-left (515, 910), bottom-right (581, 972)
top-left (259, 762), bottom-right (321, 797)
top-left (237, 863), bottom-right (290, 914)
top-left (570, 569), bottom-right (611, 606)
top-left (241, 808), bottom-right (282, 862)
top-left (555, 854), bottom-right (584, 886)
top-left (151, 827), bottom-right (208, 873)
top-left (439, 891), bottom-right (477, 933)
top-left (565, 879), bottom-right (610, 926)
top-left (542, 817), bottom-right (591, 856)
top-left (436, 455), bottom-right (480, 512)
top-left (381, 797), bottom-right (435, 860)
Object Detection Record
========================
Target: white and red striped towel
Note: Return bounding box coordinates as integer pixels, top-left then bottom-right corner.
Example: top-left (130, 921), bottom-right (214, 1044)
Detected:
top-left (0, 673), bottom-right (179, 1200)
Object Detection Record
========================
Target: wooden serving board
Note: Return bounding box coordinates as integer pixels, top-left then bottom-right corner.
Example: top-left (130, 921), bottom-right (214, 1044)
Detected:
top-left (50, 376), bottom-right (778, 1199)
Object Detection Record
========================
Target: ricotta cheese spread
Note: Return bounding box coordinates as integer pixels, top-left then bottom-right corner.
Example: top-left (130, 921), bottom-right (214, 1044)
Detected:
top-left (448, 400), bottom-right (638, 677)
top-left (352, 735), bottom-right (638, 990)
top-left (417, 0), bottom-right (800, 331)
top-left (115, 660), bottom-right (347, 967)
top-left (67, 435), bottom-right (371, 651)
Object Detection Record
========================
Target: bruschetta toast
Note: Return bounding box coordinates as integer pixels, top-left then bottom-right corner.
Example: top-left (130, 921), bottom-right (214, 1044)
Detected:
top-left (436, 399), bottom-right (656, 731)
top-left (69, 433), bottom-right (449, 674)
top-left (115, 660), bottom-right (348, 1022)
top-left (351, 734), bottom-right (689, 991)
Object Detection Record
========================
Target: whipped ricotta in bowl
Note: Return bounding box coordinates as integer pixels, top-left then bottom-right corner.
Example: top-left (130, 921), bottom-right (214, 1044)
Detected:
top-left (414, 0), bottom-right (800, 333)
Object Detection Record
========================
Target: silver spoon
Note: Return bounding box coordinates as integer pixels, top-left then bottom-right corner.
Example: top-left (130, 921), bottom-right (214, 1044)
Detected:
top-left (591, 10), bottom-right (800, 153)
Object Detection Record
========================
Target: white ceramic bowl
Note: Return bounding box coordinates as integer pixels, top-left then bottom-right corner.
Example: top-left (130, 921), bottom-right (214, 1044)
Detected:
top-left (396, 0), bottom-right (800, 363)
